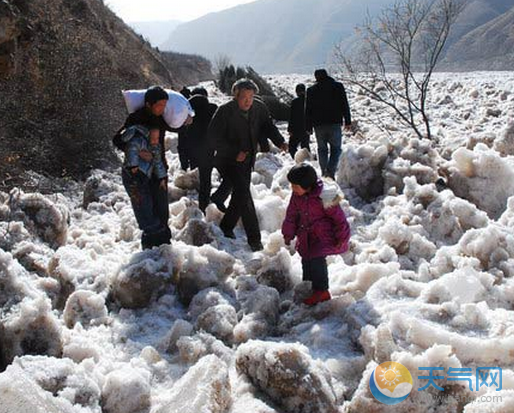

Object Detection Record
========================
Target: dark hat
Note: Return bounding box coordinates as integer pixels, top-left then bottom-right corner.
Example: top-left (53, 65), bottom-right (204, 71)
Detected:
top-left (287, 163), bottom-right (318, 190)
top-left (145, 86), bottom-right (169, 105)
top-left (191, 87), bottom-right (208, 97)
top-left (180, 86), bottom-right (191, 99)
top-left (314, 69), bottom-right (328, 82)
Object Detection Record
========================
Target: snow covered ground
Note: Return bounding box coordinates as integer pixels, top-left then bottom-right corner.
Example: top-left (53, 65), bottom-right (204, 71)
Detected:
top-left (1, 72), bottom-right (514, 413)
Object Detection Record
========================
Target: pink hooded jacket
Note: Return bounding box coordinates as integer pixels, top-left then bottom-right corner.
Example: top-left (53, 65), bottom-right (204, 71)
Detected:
top-left (282, 179), bottom-right (350, 260)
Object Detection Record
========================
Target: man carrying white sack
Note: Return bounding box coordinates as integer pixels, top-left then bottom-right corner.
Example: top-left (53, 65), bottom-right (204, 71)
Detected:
top-left (113, 86), bottom-right (174, 248)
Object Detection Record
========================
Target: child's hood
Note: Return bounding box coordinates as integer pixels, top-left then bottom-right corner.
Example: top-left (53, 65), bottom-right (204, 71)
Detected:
top-left (319, 179), bottom-right (344, 208)
top-left (120, 125), bottom-right (149, 143)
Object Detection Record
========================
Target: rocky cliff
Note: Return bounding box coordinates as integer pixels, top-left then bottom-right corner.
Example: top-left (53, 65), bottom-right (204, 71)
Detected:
top-left (0, 0), bottom-right (211, 184)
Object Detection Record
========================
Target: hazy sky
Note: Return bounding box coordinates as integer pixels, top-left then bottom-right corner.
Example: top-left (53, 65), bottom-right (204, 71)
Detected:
top-left (105, 0), bottom-right (257, 22)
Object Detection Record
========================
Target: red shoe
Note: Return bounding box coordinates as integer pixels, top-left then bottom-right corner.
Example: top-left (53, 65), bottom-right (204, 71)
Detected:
top-left (303, 290), bottom-right (331, 306)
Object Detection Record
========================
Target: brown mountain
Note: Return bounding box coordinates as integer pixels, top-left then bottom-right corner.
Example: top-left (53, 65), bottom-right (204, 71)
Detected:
top-left (162, 0), bottom-right (514, 74)
top-left (0, 0), bottom-right (212, 184)
top-left (448, 0), bottom-right (514, 41)
top-left (443, 5), bottom-right (514, 70)
top-left (162, 0), bottom-right (393, 74)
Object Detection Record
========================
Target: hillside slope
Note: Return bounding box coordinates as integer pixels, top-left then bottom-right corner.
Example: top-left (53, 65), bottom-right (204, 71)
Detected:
top-left (0, 0), bottom-right (209, 182)
top-left (443, 5), bottom-right (514, 70)
top-left (162, 0), bottom-right (391, 73)
top-left (162, 0), bottom-right (514, 73)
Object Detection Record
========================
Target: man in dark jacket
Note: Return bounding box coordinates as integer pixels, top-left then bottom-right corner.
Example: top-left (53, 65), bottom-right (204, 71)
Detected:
top-left (210, 95), bottom-right (284, 213)
top-left (305, 69), bottom-right (352, 179)
top-left (287, 83), bottom-right (311, 158)
top-left (113, 86), bottom-right (172, 248)
top-left (208, 78), bottom-right (287, 251)
top-left (186, 87), bottom-right (218, 212)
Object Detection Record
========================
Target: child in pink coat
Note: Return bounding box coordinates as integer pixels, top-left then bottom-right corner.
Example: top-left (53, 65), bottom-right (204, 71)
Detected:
top-left (282, 163), bottom-right (350, 305)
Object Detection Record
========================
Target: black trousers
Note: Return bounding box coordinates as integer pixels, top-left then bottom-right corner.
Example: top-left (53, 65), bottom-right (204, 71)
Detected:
top-left (198, 165), bottom-right (212, 212)
top-left (217, 159), bottom-right (261, 244)
top-left (289, 131), bottom-right (310, 158)
top-left (210, 176), bottom-right (233, 205)
top-left (148, 175), bottom-right (169, 228)
top-left (302, 257), bottom-right (329, 291)
top-left (178, 132), bottom-right (196, 171)
top-left (197, 160), bottom-right (232, 212)
top-left (197, 155), bottom-right (232, 212)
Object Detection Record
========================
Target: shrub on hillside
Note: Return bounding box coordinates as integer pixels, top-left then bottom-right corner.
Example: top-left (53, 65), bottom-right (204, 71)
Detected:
top-left (217, 65), bottom-right (291, 121)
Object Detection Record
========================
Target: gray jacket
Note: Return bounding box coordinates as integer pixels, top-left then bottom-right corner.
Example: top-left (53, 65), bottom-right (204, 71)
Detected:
top-left (121, 125), bottom-right (167, 180)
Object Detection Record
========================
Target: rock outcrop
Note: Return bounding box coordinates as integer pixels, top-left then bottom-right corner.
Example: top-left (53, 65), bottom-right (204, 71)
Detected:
top-left (0, 0), bottom-right (211, 184)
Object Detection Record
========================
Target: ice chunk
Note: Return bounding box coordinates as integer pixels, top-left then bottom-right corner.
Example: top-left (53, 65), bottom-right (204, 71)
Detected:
top-left (111, 247), bottom-right (175, 309)
top-left (494, 122), bottom-right (514, 156)
top-left (1, 297), bottom-right (62, 366)
top-left (196, 304), bottom-right (238, 342)
top-left (176, 219), bottom-right (215, 247)
top-left (236, 340), bottom-right (338, 413)
top-left (7, 189), bottom-right (69, 248)
top-left (176, 245), bottom-right (234, 306)
top-left (153, 355), bottom-right (230, 413)
top-left (162, 319), bottom-right (194, 353)
top-left (101, 367), bottom-right (151, 413)
top-left (233, 277), bottom-right (280, 343)
top-left (0, 364), bottom-right (73, 413)
top-left (339, 142), bottom-right (388, 200)
top-left (448, 145), bottom-right (514, 218)
top-left (177, 332), bottom-right (233, 364)
top-left (63, 290), bottom-right (109, 328)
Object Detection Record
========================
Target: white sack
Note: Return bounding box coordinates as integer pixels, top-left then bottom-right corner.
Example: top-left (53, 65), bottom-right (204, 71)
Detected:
top-left (122, 89), bottom-right (195, 129)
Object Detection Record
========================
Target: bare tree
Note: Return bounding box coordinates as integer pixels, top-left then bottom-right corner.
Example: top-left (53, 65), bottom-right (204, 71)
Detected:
top-left (213, 54), bottom-right (232, 74)
top-left (334, 0), bottom-right (465, 140)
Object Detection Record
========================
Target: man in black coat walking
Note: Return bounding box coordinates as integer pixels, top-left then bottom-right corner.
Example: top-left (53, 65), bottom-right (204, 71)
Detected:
top-left (305, 69), bottom-right (352, 179)
top-left (186, 87), bottom-right (218, 212)
top-left (208, 78), bottom-right (287, 251)
top-left (287, 83), bottom-right (311, 158)
top-left (210, 95), bottom-right (284, 213)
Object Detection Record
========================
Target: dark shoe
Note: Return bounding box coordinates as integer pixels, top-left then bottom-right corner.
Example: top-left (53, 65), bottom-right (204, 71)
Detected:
top-left (155, 227), bottom-right (172, 246)
top-left (221, 228), bottom-right (236, 239)
top-left (211, 197), bottom-right (227, 213)
top-left (249, 241), bottom-right (263, 252)
top-left (303, 290), bottom-right (331, 306)
top-left (143, 227), bottom-right (171, 249)
top-left (141, 235), bottom-right (152, 250)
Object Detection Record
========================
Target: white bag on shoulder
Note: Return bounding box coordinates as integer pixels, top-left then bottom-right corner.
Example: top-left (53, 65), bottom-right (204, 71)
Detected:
top-left (121, 89), bottom-right (195, 129)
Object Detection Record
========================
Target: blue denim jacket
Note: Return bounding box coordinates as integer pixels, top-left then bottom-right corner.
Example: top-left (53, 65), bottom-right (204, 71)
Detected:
top-left (121, 125), bottom-right (167, 180)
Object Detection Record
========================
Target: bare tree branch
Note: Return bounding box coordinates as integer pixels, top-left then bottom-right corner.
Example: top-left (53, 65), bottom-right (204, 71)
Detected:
top-left (333, 0), bottom-right (465, 140)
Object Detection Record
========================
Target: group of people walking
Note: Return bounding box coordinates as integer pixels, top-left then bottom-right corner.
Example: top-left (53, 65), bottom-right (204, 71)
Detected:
top-left (113, 69), bottom-right (352, 305)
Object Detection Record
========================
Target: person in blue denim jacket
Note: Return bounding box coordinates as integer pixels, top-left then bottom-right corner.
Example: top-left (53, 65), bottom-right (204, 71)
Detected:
top-left (120, 124), bottom-right (171, 249)
top-left (122, 125), bottom-right (167, 183)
